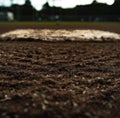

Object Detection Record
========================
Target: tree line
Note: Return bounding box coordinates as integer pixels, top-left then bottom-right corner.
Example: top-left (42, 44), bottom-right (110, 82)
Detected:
top-left (0, 0), bottom-right (120, 21)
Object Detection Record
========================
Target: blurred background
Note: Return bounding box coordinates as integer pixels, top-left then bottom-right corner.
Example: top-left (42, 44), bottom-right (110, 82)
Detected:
top-left (0, 0), bottom-right (120, 22)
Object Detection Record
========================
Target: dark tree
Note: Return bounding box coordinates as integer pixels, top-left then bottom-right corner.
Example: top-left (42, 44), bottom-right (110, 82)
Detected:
top-left (11, 0), bottom-right (37, 21)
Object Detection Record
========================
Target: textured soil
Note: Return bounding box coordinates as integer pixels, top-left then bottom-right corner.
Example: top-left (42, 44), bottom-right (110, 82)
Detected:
top-left (0, 41), bottom-right (120, 118)
top-left (0, 23), bottom-right (120, 118)
top-left (0, 29), bottom-right (120, 41)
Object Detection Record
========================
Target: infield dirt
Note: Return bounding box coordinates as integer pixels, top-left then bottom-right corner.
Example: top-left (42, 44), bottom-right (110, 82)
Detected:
top-left (0, 23), bottom-right (120, 118)
top-left (0, 22), bottom-right (120, 34)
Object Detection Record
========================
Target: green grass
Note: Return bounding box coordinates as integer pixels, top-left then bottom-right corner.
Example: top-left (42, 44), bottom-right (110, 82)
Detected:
top-left (0, 21), bottom-right (120, 25)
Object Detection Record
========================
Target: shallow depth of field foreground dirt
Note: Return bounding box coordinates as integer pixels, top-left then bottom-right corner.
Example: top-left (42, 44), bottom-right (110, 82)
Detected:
top-left (0, 28), bottom-right (120, 118)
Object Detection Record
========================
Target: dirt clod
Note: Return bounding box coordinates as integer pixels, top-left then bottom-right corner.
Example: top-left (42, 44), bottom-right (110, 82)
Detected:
top-left (0, 29), bottom-right (120, 41)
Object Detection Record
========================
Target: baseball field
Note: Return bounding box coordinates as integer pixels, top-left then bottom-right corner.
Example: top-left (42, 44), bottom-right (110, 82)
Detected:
top-left (0, 22), bottom-right (120, 118)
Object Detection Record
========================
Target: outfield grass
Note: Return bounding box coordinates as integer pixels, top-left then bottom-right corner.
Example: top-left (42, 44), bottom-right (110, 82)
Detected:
top-left (0, 21), bottom-right (120, 25)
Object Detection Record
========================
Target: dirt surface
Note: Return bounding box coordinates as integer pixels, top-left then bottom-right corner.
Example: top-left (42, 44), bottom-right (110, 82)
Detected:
top-left (0, 23), bottom-right (120, 118)
top-left (0, 29), bottom-right (120, 41)
top-left (0, 23), bottom-right (120, 34)
top-left (0, 41), bottom-right (120, 118)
